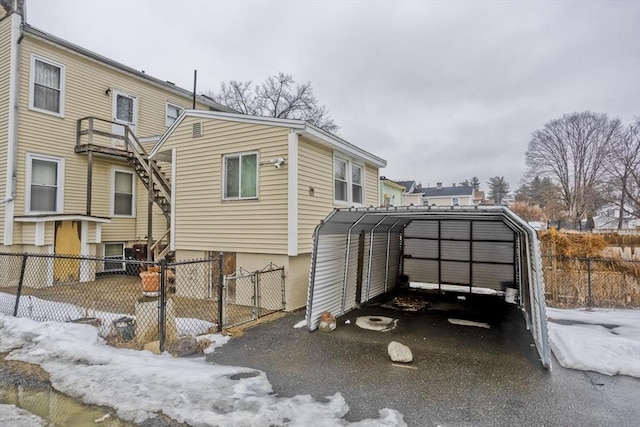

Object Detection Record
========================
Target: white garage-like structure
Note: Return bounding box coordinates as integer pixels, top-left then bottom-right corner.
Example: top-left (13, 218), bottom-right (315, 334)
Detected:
top-left (305, 206), bottom-right (551, 369)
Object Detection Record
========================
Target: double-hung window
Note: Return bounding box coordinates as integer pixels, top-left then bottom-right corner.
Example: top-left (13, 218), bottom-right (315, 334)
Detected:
top-left (112, 169), bottom-right (135, 216)
top-left (166, 103), bottom-right (182, 126)
top-left (27, 154), bottom-right (64, 213)
top-left (30, 55), bottom-right (64, 116)
top-left (351, 164), bottom-right (363, 204)
top-left (334, 156), bottom-right (364, 205)
top-left (223, 152), bottom-right (258, 199)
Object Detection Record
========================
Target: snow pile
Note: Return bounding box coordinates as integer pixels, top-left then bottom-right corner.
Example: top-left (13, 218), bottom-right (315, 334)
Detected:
top-left (0, 292), bottom-right (215, 336)
top-left (547, 308), bottom-right (640, 378)
top-left (0, 404), bottom-right (48, 427)
top-left (0, 314), bottom-right (405, 426)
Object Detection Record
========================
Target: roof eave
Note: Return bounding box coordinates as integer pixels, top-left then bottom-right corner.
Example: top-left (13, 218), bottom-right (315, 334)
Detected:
top-left (21, 24), bottom-right (236, 113)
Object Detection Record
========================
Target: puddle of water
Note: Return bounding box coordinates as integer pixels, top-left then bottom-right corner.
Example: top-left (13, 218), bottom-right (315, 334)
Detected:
top-left (0, 384), bottom-right (134, 427)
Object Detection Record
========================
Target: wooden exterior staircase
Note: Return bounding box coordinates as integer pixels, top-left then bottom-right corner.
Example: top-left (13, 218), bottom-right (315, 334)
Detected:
top-left (75, 117), bottom-right (172, 260)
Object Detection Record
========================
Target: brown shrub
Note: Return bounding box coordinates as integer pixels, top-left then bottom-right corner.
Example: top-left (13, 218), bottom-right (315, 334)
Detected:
top-left (539, 229), bottom-right (607, 258)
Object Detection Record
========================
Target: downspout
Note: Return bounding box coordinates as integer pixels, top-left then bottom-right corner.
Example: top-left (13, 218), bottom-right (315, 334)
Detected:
top-left (3, 12), bottom-right (23, 246)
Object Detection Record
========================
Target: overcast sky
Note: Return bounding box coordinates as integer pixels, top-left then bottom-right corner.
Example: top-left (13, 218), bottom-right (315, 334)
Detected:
top-left (27, 0), bottom-right (640, 191)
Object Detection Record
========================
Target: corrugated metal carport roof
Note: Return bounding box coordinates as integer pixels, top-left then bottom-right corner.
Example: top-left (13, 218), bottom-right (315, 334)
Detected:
top-left (306, 205), bottom-right (551, 369)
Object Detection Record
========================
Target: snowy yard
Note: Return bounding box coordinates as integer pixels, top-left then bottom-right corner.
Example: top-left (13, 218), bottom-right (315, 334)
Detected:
top-left (0, 314), bottom-right (405, 426)
top-left (547, 307), bottom-right (640, 378)
top-left (0, 306), bottom-right (638, 426)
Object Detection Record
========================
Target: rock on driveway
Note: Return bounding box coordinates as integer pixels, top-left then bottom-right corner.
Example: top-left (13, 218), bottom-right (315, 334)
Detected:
top-left (388, 341), bottom-right (413, 363)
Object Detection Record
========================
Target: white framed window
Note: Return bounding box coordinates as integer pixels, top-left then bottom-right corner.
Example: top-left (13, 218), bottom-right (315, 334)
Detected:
top-left (452, 197), bottom-right (459, 206)
top-left (26, 153), bottom-right (64, 213)
top-left (29, 54), bottom-right (65, 117)
top-left (334, 155), bottom-right (365, 205)
top-left (104, 242), bottom-right (125, 272)
top-left (111, 168), bottom-right (135, 216)
top-left (334, 158), bottom-right (348, 202)
top-left (352, 164), bottom-right (363, 204)
top-left (223, 152), bottom-right (258, 200)
top-left (166, 103), bottom-right (182, 126)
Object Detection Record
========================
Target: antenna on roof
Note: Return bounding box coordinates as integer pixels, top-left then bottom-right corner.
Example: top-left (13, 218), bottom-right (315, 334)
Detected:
top-left (192, 69), bottom-right (197, 109)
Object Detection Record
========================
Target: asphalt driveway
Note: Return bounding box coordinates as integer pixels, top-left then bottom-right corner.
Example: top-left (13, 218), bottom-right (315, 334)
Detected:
top-left (206, 293), bottom-right (640, 426)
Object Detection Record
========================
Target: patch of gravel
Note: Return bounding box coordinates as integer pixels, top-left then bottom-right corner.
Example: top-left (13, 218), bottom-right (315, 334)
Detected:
top-left (0, 353), bottom-right (51, 389)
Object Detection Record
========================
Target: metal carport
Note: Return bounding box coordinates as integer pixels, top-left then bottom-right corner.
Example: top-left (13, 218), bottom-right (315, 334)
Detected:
top-left (305, 205), bottom-right (551, 369)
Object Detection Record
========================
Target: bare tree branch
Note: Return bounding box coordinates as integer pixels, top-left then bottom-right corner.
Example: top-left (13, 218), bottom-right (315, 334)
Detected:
top-left (525, 112), bottom-right (621, 221)
top-left (211, 72), bottom-right (338, 133)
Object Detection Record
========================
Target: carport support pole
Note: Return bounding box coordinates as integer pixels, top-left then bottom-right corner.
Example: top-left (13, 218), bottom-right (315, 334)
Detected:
top-left (218, 253), bottom-right (224, 332)
top-left (13, 254), bottom-right (28, 317)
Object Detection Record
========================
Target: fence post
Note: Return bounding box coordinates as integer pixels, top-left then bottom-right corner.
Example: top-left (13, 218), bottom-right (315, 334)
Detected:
top-left (13, 255), bottom-right (28, 317)
top-left (159, 259), bottom-right (167, 352)
top-left (255, 271), bottom-right (261, 319)
top-left (586, 257), bottom-right (592, 308)
top-left (217, 253), bottom-right (224, 332)
top-left (281, 267), bottom-right (286, 310)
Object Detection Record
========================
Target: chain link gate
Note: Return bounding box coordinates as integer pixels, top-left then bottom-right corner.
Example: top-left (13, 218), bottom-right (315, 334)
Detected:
top-left (222, 263), bottom-right (285, 328)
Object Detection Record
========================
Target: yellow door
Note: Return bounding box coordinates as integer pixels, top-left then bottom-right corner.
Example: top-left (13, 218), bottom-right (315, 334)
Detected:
top-left (53, 221), bottom-right (81, 283)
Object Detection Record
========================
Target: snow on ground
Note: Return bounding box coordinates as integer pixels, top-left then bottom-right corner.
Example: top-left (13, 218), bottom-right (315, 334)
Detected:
top-left (547, 308), bottom-right (640, 378)
top-left (0, 314), bottom-right (405, 426)
top-left (0, 404), bottom-right (48, 427)
top-left (0, 292), bottom-right (215, 337)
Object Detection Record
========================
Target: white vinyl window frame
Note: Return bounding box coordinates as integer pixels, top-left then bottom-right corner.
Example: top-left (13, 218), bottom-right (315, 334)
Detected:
top-left (222, 151), bottom-right (259, 200)
top-left (452, 197), bottom-right (459, 206)
top-left (104, 242), bottom-right (125, 272)
top-left (28, 54), bottom-right (65, 117)
top-left (333, 154), bottom-right (365, 206)
top-left (25, 153), bottom-right (65, 214)
top-left (110, 167), bottom-right (136, 217)
top-left (166, 103), bottom-right (183, 126)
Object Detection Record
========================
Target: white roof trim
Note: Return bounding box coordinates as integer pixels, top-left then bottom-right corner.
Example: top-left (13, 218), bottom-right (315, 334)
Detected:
top-left (150, 110), bottom-right (387, 167)
top-left (14, 214), bottom-right (111, 223)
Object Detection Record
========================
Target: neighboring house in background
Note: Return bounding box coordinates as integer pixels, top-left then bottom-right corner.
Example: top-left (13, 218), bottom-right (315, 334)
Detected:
top-left (473, 190), bottom-right (485, 206)
top-left (594, 204), bottom-right (639, 230)
top-left (422, 182), bottom-right (474, 206)
top-left (0, 6), bottom-right (233, 279)
top-left (149, 110), bottom-right (386, 309)
top-left (396, 180), bottom-right (424, 206)
top-left (379, 177), bottom-right (406, 206)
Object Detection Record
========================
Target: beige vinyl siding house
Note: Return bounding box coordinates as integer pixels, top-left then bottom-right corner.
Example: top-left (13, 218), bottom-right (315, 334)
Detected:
top-left (422, 184), bottom-right (475, 206)
top-left (0, 13), bottom-right (231, 268)
top-left (151, 110), bottom-right (386, 309)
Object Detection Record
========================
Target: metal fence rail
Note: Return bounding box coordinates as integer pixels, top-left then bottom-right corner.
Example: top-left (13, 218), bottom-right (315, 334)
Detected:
top-left (542, 255), bottom-right (640, 308)
top-left (1, 252), bottom-right (286, 351)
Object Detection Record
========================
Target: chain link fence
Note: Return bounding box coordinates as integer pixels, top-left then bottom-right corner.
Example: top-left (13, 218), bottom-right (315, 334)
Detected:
top-left (223, 263), bottom-right (286, 328)
top-left (0, 252), bottom-right (285, 351)
top-left (542, 255), bottom-right (640, 308)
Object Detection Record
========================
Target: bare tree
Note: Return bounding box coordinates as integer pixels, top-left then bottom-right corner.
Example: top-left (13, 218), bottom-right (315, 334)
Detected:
top-left (487, 176), bottom-right (510, 204)
top-left (605, 119), bottom-right (640, 227)
top-left (525, 112), bottom-right (622, 221)
top-left (212, 72), bottom-right (338, 133)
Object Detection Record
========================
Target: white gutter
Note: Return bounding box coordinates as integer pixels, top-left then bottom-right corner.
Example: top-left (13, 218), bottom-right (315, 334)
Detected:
top-left (149, 110), bottom-right (387, 168)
